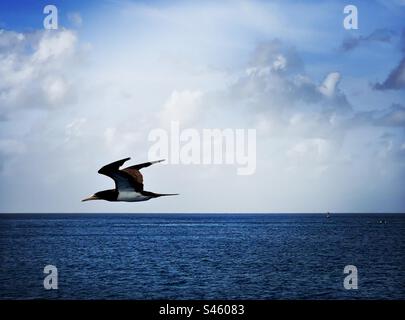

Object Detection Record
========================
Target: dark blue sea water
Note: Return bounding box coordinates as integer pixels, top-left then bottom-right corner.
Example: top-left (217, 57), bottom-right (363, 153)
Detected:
top-left (0, 214), bottom-right (404, 300)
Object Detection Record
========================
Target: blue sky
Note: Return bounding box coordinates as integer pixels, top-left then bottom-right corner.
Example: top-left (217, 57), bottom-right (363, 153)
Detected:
top-left (0, 0), bottom-right (405, 213)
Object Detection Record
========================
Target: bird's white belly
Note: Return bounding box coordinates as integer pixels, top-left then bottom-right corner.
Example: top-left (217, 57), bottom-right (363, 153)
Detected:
top-left (117, 191), bottom-right (150, 202)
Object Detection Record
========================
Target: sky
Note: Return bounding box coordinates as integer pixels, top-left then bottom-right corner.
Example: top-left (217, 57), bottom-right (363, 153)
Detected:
top-left (0, 0), bottom-right (404, 213)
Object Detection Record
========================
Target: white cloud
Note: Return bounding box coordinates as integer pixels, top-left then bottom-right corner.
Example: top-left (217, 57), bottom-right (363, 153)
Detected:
top-left (0, 29), bottom-right (25, 49)
top-left (159, 90), bottom-right (203, 126)
top-left (286, 138), bottom-right (333, 164)
top-left (65, 118), bottom-right (87, 141)
top-left (42, 76), bottom-right (69, 105)
top-left (68, 12), bottom-right (83, 28)
top-left (319, 72), bottom-right (340, 97)
top-left (32, 30), bottom-right (77, 63)
top-left (0, 29), bottom-right (79, 116)
top-left (104, 127), bottom-right (142, 156)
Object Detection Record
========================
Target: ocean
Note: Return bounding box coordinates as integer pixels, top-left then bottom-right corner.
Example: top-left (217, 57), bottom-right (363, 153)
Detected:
top-left (0, 214), bottom-right (404, 300)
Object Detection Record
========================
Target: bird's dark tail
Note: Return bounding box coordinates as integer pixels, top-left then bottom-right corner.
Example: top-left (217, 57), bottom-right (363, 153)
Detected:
top-left (143, 191), bottom-right (179, 198)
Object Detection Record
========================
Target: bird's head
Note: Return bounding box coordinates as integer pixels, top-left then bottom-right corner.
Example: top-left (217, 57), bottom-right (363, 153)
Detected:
top-left (82, 190), bottom-right (117, 202)
top-left (81, 193), bottom-right (101, 202)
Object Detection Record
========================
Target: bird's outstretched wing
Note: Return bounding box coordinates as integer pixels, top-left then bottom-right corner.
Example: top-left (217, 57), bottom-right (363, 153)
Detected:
top-left (98, 158), bottom-right (164, 192)
top-left (98, 157), bottom-right (131, 174)
top-left (121, 159), bottom-right (165, 190)
top-left (124, 159), bottom-right (164, 171)
top-left (98, 157), bottom-right (143, 192)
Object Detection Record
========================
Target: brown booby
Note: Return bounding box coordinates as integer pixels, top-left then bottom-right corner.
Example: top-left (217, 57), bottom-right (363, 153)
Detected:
top-left (82, 157), bottom-right (178, 202)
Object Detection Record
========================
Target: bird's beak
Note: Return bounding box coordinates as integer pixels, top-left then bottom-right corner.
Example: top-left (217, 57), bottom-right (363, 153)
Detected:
top-left (82, 194), bottom-right (99, 202)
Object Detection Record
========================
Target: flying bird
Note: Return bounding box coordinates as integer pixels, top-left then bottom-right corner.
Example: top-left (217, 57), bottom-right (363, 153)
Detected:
top-left (82, 157), bottom-right (178, 202)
